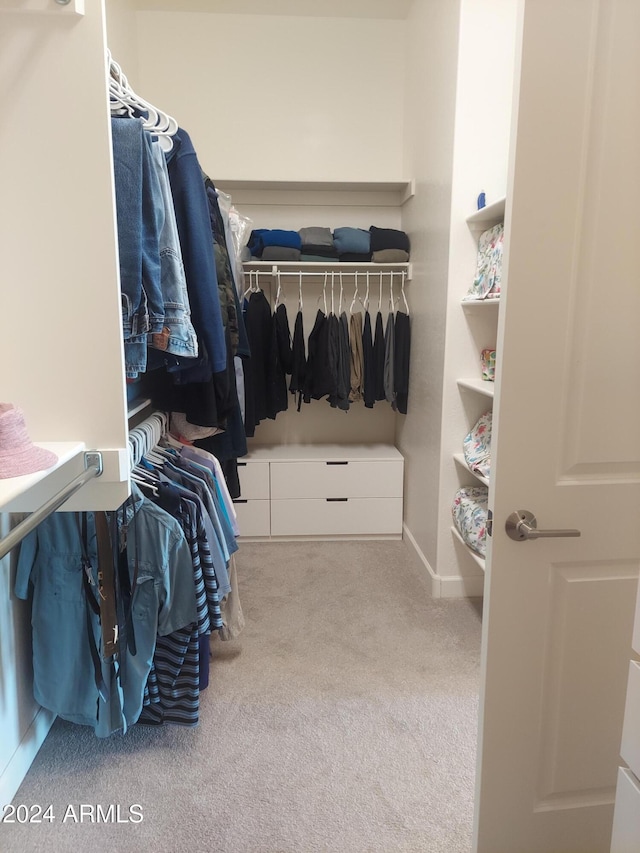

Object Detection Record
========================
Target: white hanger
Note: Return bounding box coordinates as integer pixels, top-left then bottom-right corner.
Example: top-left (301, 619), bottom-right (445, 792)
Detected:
top-left (298, 271), bottom-right (303, 311)
top-left (389, 271), bottom-right (395, 315)
top-left (274, 271), bottom-right (283, 308)
top-left (378, 272), bottom-right (383, 313)
top-left (364, 271), bottom-right (371, 312)
top-left (338, 272), bottom-right (344, 316)
top-left (400, 270), bottom-right (410, 315)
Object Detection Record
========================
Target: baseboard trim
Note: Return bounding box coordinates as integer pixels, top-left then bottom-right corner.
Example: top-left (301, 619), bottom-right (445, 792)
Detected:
top-left (403, 523), bottom-right (484, 599)
top-left (402, 523), bottom-right (441, 597)
top-left (0, 706), bottom-right (55, 805)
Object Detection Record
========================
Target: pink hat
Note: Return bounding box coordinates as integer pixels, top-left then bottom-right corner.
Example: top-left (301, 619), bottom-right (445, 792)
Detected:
top-left (0, 404), bottom-right (58, 479)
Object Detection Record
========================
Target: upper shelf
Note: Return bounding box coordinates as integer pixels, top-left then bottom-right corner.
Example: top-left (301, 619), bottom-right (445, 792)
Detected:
top-left (0, 441), bottom-right (85, 513)
top-left (466, 196), bottom-right (506, 227)
top-left (457, 378), bottom-right (495, 399)
top-left (461, 297), bottom-right (500, 307)
top-left (215, 178), bottom-right (415, 208)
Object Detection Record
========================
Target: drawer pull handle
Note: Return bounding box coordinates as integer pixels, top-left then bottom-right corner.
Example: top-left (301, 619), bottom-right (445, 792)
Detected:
top-left (233, 499), bottom-right (248, 504)
top-left (326, 461), bottom-right (348, 466)
top-left (326, 498), bottom-right (348, 502)
top-left (237, 462), bottom-right (247, 467)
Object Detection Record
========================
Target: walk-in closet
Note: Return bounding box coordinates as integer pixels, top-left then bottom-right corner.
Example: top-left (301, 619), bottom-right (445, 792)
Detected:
top-left (1, 1), bottom-right (639, 851)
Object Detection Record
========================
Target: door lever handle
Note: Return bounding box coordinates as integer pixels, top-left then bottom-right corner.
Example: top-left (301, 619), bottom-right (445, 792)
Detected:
top-left (505, 510), bottom-right (581, 541)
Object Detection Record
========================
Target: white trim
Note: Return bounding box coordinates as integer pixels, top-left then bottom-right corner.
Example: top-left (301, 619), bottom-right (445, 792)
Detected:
top-left (402, 523), bottom-right (441, 598)
top-left (0, 706), bottom-right (55, 805)
top-left (403, 523), bottom-right (485, 599)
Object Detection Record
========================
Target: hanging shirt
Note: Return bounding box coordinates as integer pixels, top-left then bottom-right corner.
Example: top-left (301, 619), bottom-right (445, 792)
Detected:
top-left (15, 486), bottom-right (197, 737)
top-left (362, 310), bottom-right (375, 409)
top-left (394, 310), bottom-right (411, 414)
top-left (289, 310), bottom-right (306, 412)
top-left (384, 312), bottom-right (396, 405)
top-left (373, 311), bottom-right (386, 402)
top-left (349, 311), bottom-right (364, 403)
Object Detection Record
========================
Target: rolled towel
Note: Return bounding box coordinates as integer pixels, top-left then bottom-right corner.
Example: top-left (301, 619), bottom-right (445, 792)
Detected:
top-left (299, 226), bottom-right (334, 248)
top-left (369, 226), bottom-right (410, 255)
top-left (262, 246), bottom-right (302, 261)
top-left (333, 227), bottom-right (371, 256)
top-left (372, 249), bottom-right (410, 264)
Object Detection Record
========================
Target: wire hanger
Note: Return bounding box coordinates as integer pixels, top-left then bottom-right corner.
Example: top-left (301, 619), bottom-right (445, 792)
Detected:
top-left (330, 271), bottom-right (335, 316)
top-left (378, 272), bottom-right (383, 313)
top-left (401, 270), bottom-right (410, 315)
top-left (364, 271), bottom-right (371, 313)
top-left (389, 271), bottom-right (395, 315)
top-left (298, 271), bottom-right (303, 311)
top-left (338, 271), bottom-right (344, 316)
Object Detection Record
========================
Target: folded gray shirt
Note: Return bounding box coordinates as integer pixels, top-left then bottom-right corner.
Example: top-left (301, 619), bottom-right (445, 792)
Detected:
top-left (299, 226), bottom-right (334, 248)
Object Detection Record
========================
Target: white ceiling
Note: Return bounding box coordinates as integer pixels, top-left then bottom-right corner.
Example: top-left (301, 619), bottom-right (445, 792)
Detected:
top-left (132, 0), bottom-right (413, 20)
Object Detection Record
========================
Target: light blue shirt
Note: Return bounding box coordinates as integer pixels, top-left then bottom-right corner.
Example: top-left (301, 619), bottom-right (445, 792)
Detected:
top-left (15, 484), bottom-right (197, 737)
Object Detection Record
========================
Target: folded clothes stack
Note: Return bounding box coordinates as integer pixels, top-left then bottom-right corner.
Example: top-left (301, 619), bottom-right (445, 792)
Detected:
top-left (248, 229), bottom-right (302, 261)
top-left (299, 226), bottom-right (338, 261)
top-left (369, 226), bottom-right (410, 263)
top-left (332, 227), bottom-right (371, 262)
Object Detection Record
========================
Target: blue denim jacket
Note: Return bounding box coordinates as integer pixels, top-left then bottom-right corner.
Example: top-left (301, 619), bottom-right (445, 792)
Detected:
top-left (15, 484), bottom-right (197, 737)
top-left (149, 141), bottom-right (199, 359)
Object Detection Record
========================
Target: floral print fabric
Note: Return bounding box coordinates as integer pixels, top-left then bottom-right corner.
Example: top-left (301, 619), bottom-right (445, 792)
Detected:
top-left (463, 411), bottom-right (492, 479)
top-left (452, 486), bottom-right (489, 557)
top-left (463, 222), bottom-right (504, 300)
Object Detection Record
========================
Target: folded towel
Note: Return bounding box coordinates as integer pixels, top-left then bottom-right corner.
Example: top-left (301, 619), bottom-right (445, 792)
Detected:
top-left (369, 226), bottom-right (410, 254)
top-left (372, 249), bottom-right (410, 263)
top-left (299, 226), bottom-right (334, 248)
top-left (301, 244), bottom-right (339, 258)
top-left (333, 227), bottom-right (371, 255)
top-left (338, 252), bottom-right (372, 262)
top-left (248, 228), bottom-right (302, 257)
top-left (262, 246), bottom-right (302, 261)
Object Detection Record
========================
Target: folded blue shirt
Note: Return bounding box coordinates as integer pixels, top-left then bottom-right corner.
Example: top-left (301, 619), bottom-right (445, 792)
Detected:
top-left (333, 227), bottom-right (371, 255)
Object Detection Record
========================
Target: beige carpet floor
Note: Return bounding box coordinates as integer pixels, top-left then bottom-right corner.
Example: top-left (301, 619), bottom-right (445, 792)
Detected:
top-left (1, 540), bottom-right (482, 853)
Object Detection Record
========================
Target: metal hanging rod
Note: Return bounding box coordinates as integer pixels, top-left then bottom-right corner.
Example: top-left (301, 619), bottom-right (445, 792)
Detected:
top-left (245, 269), bottom-right (407, 278)
top-left (0, 451), bottom-right (103, 561)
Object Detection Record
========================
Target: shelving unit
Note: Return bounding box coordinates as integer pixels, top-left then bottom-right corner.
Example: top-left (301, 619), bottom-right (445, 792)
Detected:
top-left (451, 525), bottom-right (486, 571)
top-left (461, 297), bottom-right (500, 307)
top-left (466, 197), bottom-right (506, 231)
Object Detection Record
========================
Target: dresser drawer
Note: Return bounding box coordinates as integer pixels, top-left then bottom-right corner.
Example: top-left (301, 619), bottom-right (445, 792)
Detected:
top-left (270, 460), bottom-right (403, 500)
top-left (237, 461), bottom-right (269, 500)
top-left (270, 497), bottom-right (402, 536)
top-left (233, 499), bottom-right (270, 537)
top-left (611, 767), bottom-right (640, 853)
top-left (621, 660), bottom-right (640, 780)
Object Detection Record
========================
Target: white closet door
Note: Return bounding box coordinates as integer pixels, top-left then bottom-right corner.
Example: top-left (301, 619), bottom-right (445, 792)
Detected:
top-left (474, 1), bottom-right (640, 851)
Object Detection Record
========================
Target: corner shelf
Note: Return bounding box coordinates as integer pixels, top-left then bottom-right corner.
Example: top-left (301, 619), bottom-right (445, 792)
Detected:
top-left (466, 197), bottom-right (506, 227)
top-left (457, 378), bottom-right (495, 399)
top-left (451, 525), bottom-right (486, 572)
top-left (453, 453), bottom-right (490, 487)
top-left (461, 297), bottom-right (500, 307)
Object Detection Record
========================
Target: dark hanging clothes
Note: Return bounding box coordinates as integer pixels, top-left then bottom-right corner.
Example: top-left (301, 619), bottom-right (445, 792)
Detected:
top-left (393, 311), bottom-right (411, 415)
top-left (326, 313), bottom-right (341, 409)
top-left (336, 312), bottom-right (351, 412)
top-left (243, 291), bottom-right (272, 434)
top-left (303, 310), bottom-right (332, 403)
top-left (268, 303), bottom-right (293, 418)
top-left (362, 310), bottom-right (375, 409)
top-left (384, 311), bottom-right (396, 405)
top-left (289, 310), bottom-right (306, 412)
top-left (373, 311), bottom-right (386, 402)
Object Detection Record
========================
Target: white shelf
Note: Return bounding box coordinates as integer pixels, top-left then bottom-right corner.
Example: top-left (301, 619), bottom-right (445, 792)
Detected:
top-left (451, 525), bottom-right (486, 571)
top-left (127, 398), bottom-right (152, 419)
top-left (461, 297), bottom-right (500, 307)
top-left (466, 196), bottom-right (506, 226)
top-left (215, 178), bottom-right (415, 207)
top-left (453, 453), bottom-right (490, 487)
top-left (245, 443), bottom-right (403, 463)
top-left (457, 378), bottom-right (495, 399)
top-left (0, 441), bottom-right (85, 512)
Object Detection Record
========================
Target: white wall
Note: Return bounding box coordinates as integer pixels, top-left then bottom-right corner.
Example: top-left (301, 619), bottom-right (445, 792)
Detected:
top-left (396, 0), bottom-right (461, 584)
top-left (107, 0), bottom-right (140, 84)
top-left (134, 12), bottom-right (405, 182)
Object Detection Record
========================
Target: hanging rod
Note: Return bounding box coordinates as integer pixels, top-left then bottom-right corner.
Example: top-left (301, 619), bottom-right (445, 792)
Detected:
top-left (0, 452), bottom-right (103, 561)
top-left (245, 269), bottom-right (407, 278)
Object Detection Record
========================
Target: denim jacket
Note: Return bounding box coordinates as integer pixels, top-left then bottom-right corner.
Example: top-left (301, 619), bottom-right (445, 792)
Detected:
top-left (15, 484), bottom-right (197, 737)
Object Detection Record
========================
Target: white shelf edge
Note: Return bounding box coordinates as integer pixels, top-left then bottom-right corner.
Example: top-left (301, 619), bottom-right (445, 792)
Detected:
top-left (450, 526), bottom-right (486, 571)
top-left (453, 453), bottom-right (490, 487)
top-left (457, 378), bottom-right (495, 398)
top-left (461, 297), bottom-right (500, 307)
top-left (466, 196), bottom-right (506, 226)
top-left (0, 441), bottom-right (86, 512)
top-left (243, 261), bottom-right (412, 280)
top-left (215, 178), bottom-right (413, 193)
top-left (127, 398), bottom-right (153, 419)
